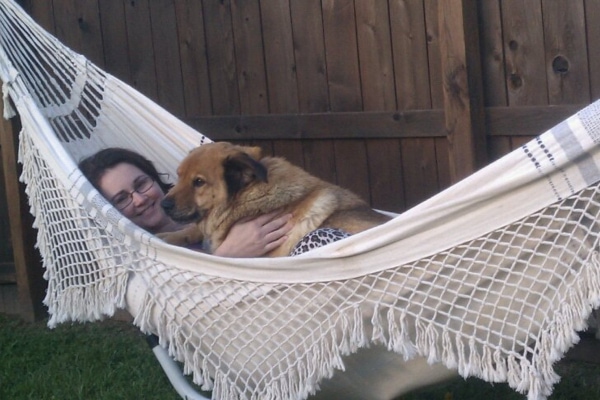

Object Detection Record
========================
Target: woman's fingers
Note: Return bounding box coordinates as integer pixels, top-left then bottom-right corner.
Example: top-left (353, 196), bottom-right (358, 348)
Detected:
top-left (253, 209), bottom-right (286, 226)
top-left (262, 213), bottom-right (292, 233)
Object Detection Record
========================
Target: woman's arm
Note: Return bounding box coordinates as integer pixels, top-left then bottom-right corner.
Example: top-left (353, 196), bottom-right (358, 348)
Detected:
top-left (213, 211), bottom-right (293, 257)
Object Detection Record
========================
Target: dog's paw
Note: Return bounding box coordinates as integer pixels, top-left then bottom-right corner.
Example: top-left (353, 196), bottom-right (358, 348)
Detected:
top-left (156, 231), bottom-right (186, 246)
top-left (157, 226), bottom-right (204, 247)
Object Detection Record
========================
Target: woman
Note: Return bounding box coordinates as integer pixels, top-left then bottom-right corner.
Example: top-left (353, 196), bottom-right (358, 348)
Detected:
top-left (79, 147), bottom-right (293, 257)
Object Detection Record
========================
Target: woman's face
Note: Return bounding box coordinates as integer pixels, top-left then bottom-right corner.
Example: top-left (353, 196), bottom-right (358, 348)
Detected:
top-left (98, 162), bottom-right (171, 233)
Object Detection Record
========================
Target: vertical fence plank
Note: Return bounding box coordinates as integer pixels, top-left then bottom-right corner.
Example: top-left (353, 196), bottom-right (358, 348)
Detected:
top-left (22, 0), bottom-right (55, 33)
top-left (230, 1), bottom-right (269, 115)
top-left (585, 0), bottom-right (600, 101)
top-left (366, 140), bottom-right (406, 213)
top-left (289, 0), bottom-right (329, 113)
top-left (149, 0), bottom-right (185, 116)
top-left (273, 140), bottom-right (305, 168)
top-left (260, 0), bottom-right (299, 113)
top-left (390, 0), bottom-right (431, 110)
top-left (434, 138), bottom-right (451, 190)
top-left (334, 140), bottom-right (370, 201)
top-left (424, 0), bottom-right (443, 108)
top-left (53, 0), bottom-right (104, 67)
top-left (320, 0), bottom-right (362, 194)
top-left (542, 1), bottom-right (590, 104)
top-left (123, 0), bottom-right (159, 101)
top-left (98, 1), bottom-right (130, 82)
top-left (501, 0), bottom-right (547, 106)
top-left (387, 0), bottom-right (430, 209)
top-left (439, 0), bottom-right (487, 182)
top-left (303, 140), bottom-right (337, 184)
top-left (489, 137), bottom-right (513, 161)
top-left (202, 0), bottom-right (240, 115)
top-left (401, 138), bottom-right (439, 208)
top-left (355, 1), bottom-right (396, 111)
top-left (416, 2), bottom-right (445, 201)
top-left (174, 1), bottom-right (212, 116)
top-left (322, 0), bottom-right (362, 111)
top-left (479, 0), bottom-right (506, 107)
top-left (354, 1), bottom-right (395, 209)
top-left (479, 0), bottom-right (512, 161)
top-left (501, 0), bottom-right (547, 153)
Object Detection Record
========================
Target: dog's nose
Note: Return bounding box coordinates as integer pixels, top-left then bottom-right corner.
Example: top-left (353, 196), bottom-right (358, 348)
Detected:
top-left (161, 197), bottom-right (174, 213)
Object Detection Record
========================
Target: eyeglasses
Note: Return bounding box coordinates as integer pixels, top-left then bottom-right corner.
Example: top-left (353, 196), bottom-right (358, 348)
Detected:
top-left (110, 175), bottom-right (155, 210)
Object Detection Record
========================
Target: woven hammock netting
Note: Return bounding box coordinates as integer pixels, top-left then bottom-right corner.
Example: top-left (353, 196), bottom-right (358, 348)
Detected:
top-left (3, 1), bottom-right (600, 399)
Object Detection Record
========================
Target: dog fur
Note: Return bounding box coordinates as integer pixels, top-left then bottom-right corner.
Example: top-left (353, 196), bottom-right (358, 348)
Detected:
top-left (159, 142), bottom-right (391, 257)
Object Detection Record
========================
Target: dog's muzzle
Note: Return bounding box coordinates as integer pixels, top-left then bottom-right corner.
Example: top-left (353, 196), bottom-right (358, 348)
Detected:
top-left (161, 197), bottom-right (202, 222)
top-left (160, 197), bottom-right (176, 215)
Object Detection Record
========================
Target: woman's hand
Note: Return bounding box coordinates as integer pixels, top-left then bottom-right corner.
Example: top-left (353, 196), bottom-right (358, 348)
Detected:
top-left (213, 211), bottom-right (293, 257)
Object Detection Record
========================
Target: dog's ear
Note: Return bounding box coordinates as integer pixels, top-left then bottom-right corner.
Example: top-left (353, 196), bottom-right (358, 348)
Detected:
top-left (223, 151), bottom-right (268, 197)
top-left (240, 146), bottom-right (262, 161)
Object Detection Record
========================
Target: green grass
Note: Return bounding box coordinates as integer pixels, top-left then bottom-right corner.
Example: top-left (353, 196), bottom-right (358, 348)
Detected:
top-left (398, 344), bottom-right (600, 400)
top-left (399, 361), bottom-right (600, 400)
top-left (0, 313), bottom-right (180, 400)
top-left (2, 312), bottom-right (600, 399)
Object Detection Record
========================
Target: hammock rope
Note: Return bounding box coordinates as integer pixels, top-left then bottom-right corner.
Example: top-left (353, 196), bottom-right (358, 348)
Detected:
top-left (2, 1), bottom-right (600, 399)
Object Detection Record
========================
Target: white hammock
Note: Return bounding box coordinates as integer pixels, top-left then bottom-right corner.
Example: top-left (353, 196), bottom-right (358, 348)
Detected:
top-left (2, 1), bottom-right (600, 399)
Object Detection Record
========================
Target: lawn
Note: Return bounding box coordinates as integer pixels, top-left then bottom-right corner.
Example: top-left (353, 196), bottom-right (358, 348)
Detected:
top-left (2, 312), bottom-right (600, 399)
top-left (401, 360), bottom-right (600, 400)
top-left (0, 313), bottom-right (181, 400)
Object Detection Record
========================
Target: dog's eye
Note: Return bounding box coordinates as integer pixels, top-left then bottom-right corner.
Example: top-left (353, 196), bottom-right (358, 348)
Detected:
top-left (193, 178), bottom-right (205, 188)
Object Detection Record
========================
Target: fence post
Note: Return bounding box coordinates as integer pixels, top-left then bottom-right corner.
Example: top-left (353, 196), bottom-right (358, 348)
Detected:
top-left (439, 0), bottom-right (487, 182)
top-left (0, 95), bottom-right (46, 321)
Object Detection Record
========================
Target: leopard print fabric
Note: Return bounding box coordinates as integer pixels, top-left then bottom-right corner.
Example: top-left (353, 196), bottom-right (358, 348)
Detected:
top-left (289, 228), bottom-right (351, 256)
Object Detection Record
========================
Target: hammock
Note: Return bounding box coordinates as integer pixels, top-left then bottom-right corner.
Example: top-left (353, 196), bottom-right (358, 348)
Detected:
top-left (2, 1), bottom-right (600, 399)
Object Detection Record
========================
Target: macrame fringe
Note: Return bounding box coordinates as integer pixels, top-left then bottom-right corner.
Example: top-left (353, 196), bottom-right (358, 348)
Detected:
top-left (16, 129), bottom-right (130, 328)
top-left (386, 309), bottom-right (418, 360)
top-left (132, 297), bottom-right (379, 400)
top-left (361, 252), bottom-right (600, 400)
top-left (519, 251), bottom-right (600, 400)
top-left (44, 275), bottom-right (129, 328)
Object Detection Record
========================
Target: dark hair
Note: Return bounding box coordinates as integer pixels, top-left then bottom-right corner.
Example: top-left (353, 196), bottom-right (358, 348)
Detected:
top-left (79, 147), bottom-right (172, 193)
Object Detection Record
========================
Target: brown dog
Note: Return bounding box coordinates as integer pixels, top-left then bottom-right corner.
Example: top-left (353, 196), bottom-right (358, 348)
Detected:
top-left (159, 142), bottom-right (391, 256)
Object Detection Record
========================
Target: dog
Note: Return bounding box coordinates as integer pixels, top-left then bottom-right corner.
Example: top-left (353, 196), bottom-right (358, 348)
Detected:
top-left (159, 142), bottom-right (391, 257)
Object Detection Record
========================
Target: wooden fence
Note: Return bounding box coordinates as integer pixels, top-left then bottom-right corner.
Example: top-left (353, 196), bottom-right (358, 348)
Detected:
top-left (2, 0), bottom-right (600, 319)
